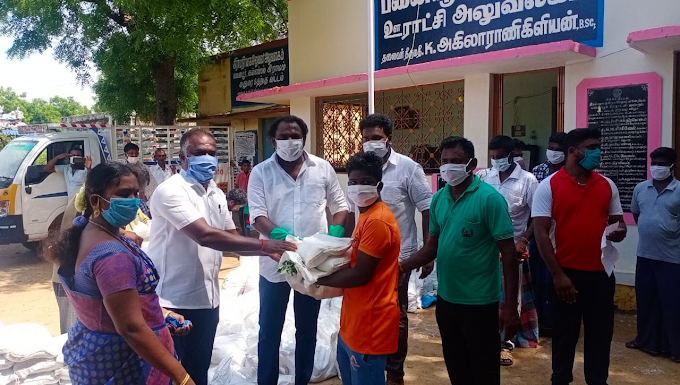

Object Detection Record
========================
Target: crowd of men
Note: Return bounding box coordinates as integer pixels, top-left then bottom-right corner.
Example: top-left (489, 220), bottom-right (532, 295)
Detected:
top-left (48, 113), bottom-right (679, 385)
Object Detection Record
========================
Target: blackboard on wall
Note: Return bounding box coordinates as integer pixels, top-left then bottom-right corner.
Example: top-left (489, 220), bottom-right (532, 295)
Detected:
top-left (587, 84), bottom-right (649, 212)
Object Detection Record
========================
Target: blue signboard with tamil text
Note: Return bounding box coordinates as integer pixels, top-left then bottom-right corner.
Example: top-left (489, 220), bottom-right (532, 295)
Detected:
top-left (376, 0), bottom-right (603, 70)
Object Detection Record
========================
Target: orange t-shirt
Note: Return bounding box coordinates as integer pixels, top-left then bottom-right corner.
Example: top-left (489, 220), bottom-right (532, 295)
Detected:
top-left (340, 201), bottom-right (401, 355)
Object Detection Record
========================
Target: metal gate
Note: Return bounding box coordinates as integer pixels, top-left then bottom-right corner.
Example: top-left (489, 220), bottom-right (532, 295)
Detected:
top-left (316, 81), bottom-right (464, 172)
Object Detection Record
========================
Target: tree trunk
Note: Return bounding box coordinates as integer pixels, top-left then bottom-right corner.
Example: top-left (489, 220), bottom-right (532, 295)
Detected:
top-left (153, 56), bottom-right (178, 125)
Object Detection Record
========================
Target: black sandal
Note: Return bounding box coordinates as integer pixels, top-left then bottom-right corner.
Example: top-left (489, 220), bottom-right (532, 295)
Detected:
top-left (625, 340), bottom-right (660, 356)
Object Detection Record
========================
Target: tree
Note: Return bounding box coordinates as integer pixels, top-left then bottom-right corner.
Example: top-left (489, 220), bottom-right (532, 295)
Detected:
top-left (50, 96), bottom-right (91, 118)
top-left (23, 99), bottom-right (62, 124)
top-left (0, 87), bottom-right (28, 116)
top-left (0, 87), bottom-right (91, 124)
top-left (0, 0), bottom-right (288, 125)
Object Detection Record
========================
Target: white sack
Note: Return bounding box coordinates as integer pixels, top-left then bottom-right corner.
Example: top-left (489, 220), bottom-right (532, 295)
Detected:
top-left (21, 371), bottom-right (60, 385)
top-left (13, 359), bottom-right (60, 380)
top-left (0, 369), bottom-right (16, 385)
top-left (0, 324), bottom-right (55, 361)
top-left (0, 357), bottom-right (12, 371)
top-left (210, 261), bottom-right (342, 385)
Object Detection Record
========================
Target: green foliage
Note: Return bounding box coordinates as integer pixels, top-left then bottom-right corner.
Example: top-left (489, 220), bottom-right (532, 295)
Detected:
top-left (0, 0), bottom-right (289, 124)
top-left (0, 87), bottom-right (91, 124)
top-left (0, 134), bottom-right (13, 149)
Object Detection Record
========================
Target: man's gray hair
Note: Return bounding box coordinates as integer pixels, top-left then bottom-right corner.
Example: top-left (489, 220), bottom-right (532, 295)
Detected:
top-left (225, 188), bottom-right (248, 206)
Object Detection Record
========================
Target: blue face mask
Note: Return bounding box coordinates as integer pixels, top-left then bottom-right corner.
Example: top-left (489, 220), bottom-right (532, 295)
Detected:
top-left (578, 148), bottom-right (601, 171)
top-left (99, 197), bottom-right (141, 228)
top-left (187, 155), bottom-right (218, 184)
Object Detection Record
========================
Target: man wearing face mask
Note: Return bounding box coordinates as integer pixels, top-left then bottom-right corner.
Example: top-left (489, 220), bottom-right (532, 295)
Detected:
top-left (401, 136), bottom-right (520, 385)
top-left (532, 128), bottom-right (626, 385)
top-left (482, 135), bottom-right (539, 365)
top-left (122, 143), bottom-right (152, 217)
top-left (344, 114), bottom-right (433, 385)
top-left (513, 139), bottom-right (527, 170)
top-left (529, 132), bottom-right (567, 336)
top-left (626, 147), bottom-right (680, 363)
top-left (248, 115), bottom-right (349, 385)
top-left (147, 129), bottom-right (297, 385)
top-left (317, 151), bottom-right (400, 385)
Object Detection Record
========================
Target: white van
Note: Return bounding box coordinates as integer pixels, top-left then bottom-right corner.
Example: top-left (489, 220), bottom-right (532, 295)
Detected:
top-left (0, 124), bottom-right (113, 249)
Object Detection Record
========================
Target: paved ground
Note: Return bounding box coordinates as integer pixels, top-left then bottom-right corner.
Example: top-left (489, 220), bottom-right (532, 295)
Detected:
top-left (1, 244), bottom-right (679, 384)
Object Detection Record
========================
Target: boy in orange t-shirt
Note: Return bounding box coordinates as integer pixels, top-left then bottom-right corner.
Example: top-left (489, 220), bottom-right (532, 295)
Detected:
top-left (317, 151), bottom-right (401, 385)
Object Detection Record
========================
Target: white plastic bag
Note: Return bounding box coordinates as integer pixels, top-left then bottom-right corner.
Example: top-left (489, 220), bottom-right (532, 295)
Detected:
top-left (287, 273), bottom-right (344, 301)
top-left (407, 272), bottom-right (423, 313)
top-left (295, 233), bottom-right (352, 269)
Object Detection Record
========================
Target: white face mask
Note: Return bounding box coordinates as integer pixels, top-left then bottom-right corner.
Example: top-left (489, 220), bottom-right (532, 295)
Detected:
top-left (363, 140), bottom-right (389, 158)
top-left (650, 165), bottom-right (674, 181)
top-left (546, 149), bottom-right (565, 165)
top-left (275, 139), bottom-right (304, 162)
top-left (491, 156), bottom-right (511, 172)
top-left (126, 155), bottom-right (139, 164)
top-left (347, 185), bottom-right (380, 207)
top-left (439, 160), bottom-right (472, 186)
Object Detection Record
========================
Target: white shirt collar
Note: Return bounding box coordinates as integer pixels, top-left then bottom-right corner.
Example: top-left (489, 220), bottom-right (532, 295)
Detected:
top-left (384, 148), bottom-right (399, 169)
top-left (179, 169), bottom-right (217, 193)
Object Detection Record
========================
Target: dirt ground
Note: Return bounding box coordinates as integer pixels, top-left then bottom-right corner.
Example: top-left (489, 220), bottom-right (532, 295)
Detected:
top-left (1, 244), bottom-right (679, 384)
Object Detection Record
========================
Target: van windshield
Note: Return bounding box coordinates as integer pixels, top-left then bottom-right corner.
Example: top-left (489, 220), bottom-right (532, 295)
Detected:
top-left (0, 140), bottom-right (38, 189)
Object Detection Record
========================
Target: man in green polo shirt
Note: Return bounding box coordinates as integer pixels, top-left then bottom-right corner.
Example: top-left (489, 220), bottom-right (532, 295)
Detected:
top-left (401, 135), bottom-right (520, 385)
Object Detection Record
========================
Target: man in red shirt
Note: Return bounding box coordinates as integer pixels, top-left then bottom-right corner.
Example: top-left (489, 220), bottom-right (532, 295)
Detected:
top-left (235, 159), bottom-right (251, 190)
top-left (532, 128), bottom-right (627, 385)
top-left (318, 151), bottom-right (400, 385)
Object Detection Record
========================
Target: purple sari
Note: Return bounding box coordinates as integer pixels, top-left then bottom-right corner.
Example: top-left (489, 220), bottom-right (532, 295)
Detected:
top-left (59, 236), bottom-right (174, 385)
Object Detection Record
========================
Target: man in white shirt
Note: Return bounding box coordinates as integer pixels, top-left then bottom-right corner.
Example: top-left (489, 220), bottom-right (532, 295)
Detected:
top-left (147, 148), bottom-right (176, 198)
top-left (344, 114), bottom-right (433, 385)
top-left (151, 148), bottom-right (176, 184)
top-left (45, 146), bottom-right (91, 200)
top-left (122, 142), bottom-right (152, 217)
top-left (480, 135), bottom-right (539, 364)
top-left (148, 129), bottom-right (297, 385)
top-left (248, 115), bottom-right (349, 385)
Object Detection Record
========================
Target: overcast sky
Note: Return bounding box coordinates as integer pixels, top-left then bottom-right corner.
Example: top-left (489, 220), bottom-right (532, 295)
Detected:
top-left (0, 36), bottom-right (97, 108)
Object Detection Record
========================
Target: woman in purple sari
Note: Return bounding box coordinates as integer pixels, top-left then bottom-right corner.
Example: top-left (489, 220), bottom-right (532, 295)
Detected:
top-left (45, 162), bottom-right (195, 385)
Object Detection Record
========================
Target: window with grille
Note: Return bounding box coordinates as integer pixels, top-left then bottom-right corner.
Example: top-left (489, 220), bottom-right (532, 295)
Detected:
top-left (316, 81), bottom-right (464, 172)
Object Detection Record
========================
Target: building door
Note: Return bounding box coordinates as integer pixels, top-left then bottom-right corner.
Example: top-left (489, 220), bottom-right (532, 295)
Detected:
top-left (493, 68), bottom-right (565, 170)
top-left (261, 118), bottom-right (277, 160)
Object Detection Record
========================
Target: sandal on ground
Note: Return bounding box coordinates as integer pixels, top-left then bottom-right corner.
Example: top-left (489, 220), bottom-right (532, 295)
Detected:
top-left (500, 349), bottom-right (514, 366)
top-left (625, 340), bottom-right (659, 356)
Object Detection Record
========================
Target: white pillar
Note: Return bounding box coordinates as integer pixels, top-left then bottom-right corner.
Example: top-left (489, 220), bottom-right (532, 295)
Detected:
top-left (463, 73), bottom-right (494, 168)
top-left (290, 97), bottom-right (318, 155)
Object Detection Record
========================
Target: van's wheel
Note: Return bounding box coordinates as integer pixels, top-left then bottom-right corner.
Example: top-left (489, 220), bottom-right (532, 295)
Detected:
top-left (22, 241), bottom-right (41, 252)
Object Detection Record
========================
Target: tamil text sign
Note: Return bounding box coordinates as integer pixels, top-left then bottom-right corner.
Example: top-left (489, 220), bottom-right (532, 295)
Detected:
top-left (231, 44), bottom-right (289, 106)
top-left (376, 0), bottom-right (603, 70)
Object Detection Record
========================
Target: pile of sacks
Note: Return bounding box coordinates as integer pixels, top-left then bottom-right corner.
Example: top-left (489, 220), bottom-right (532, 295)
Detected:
top-left (210, 257), bottom-right (341, 384)
top-left (0, 322), bottom-right (70, 385)
top-left (277, 233), bottom-right (352, 300)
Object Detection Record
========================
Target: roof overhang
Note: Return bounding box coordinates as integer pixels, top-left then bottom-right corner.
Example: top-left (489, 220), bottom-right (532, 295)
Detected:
top-left (178, 104), bottom-right (289, 123)
top-left (238, 40), bottom-right (596, 104)
top-left (627, 25), bottom-right (680, 54)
